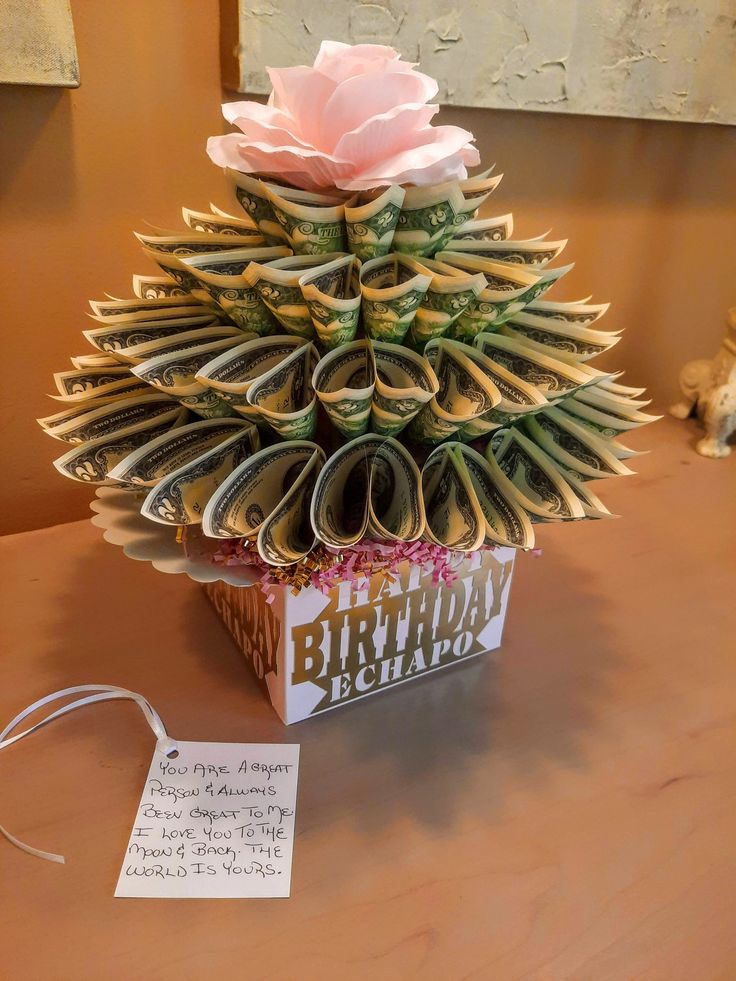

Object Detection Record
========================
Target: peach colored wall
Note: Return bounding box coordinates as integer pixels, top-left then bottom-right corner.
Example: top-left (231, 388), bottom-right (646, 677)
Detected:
top-left (0, 0), bottom-right (227, 535)
top-left (1, 6), bottom-right (735, 534)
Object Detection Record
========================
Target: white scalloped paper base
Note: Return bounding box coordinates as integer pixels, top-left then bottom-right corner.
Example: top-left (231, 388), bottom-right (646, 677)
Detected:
top-left (89, 487), bottom-right (260, 587)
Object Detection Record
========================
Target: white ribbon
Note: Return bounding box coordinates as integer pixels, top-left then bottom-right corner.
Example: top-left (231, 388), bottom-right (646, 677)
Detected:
top-left (0, 685), bottom-right (177, 865)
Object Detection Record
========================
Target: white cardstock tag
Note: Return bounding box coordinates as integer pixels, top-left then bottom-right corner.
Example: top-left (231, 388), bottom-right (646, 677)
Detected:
top-left (115, 740), bottom-right (300, 899)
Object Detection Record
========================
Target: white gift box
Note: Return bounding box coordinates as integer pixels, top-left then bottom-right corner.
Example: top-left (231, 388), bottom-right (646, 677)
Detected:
top-left (204, 548), bottom-right (516, 724)
top-left (90, 489), bottom-right (516, 725)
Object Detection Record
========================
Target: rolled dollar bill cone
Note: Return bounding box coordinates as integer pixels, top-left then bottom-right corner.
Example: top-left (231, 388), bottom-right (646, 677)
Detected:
top-left (41, 393), bottom-right (180, 444)
top-left (450, 213), bottom-right (514, 242)
top-left (458, 167), bottom-right (503, 208)
top-left (310, 434), bottom-right (423, 548)
top-left (522, 407), bottom-right (635, 480)
top-left (202, 441), bottom-right (317, 538)
top-left (244, 254), bottom-right (346, 339)
top-left (131, 336), bottom-right (247, 418)
top-left (360, 253), bottom-right (432, 343)
top-left (401, 256), bottom-right (486, 350)
top-left (435, 252), bottom-right (549, 338)
top-left (392, 181), bottom-right (466, 257)
top-left (179, 247), bottom-right (291, 335)
top-left (89, 295), bottom-right (202, 319)
top-left (82, 316), bottom-right (221, 356)
top-left (38, 395), bottom-right (150, 432)
top-left (195, 334), bottom-right (307, 425)
top-left (246, 341), bottom-right (318, 440)
top-left (202, 441), bottom-right (325, 564)
top-left (440, 237), bottom-right (567, 266)
top-left (409, 337), bottom-right (501, 444)
top-left (420, 444), bottom-right (486, 551)
top-left (265, 184), bottom-right (351, 255)
top-left (596, 378), bottom-right (647, 398)
top-left (100, 326), bottom-right (243, 366)
top-left (474, 332), bottom-right (599, 402)
top-left (344, 185), bottom-right (405, 261)
top-left (53, 409), bottom-right (188, 484)
top-left (86, 304), bottom-right (208, 327)
top-left (453, 443), bottom-right (535, 549)
top-left (487, 427), bottom-right (586, 522)
top-left (141, 424), bottom-right (260, 526)
top-left (133, 273), bottom-right (191, 300)
top-left (70, 352), bottom-right (121, 369)
top-left (50, 377), bottom-right (150, 405)
top-left (559, 470), bottom-right (618, 520)
top-left (371, 340), bottom-right (438, 437)
top-left (133, 229), bottom-right (264, 256)
top-left (524, 298), bottom-right (610, 325)
top-left (500, 312), bottom-right (622, 363)
top-left (455, 345), bottom-right (548, 440)
top-left (108, 418), bottom-right (253, 487)
top-left (557, 398), bottom-right (659, 437)
top-left (54, 367), bottom-right (138, 397)
top-left (439, 173), bottom-right (505, 248)
top-left (367, 438), bottom-right (425, 543)
top-left (299, 254), bottom-right (362, 350)
top-left (573, 385), bottom-right (653, 415)
top-left (181, 205), bottom-right (257, 235)
top-left (138, 247), bottom-right (212, 306)
top-left (312, 340), bottom-right (375, 438)
top-left (257, 448), bottom-right (326, 566)
top-left (226, 170), bottom-right (290, 245)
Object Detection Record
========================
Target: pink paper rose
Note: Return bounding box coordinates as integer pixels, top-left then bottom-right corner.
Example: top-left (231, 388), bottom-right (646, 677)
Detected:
top-left (207, 41), bottom-right (479, 192)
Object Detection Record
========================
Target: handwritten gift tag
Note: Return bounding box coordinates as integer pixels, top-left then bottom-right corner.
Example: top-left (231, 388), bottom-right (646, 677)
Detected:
top-left (115, 741), bottom-right (300, 899)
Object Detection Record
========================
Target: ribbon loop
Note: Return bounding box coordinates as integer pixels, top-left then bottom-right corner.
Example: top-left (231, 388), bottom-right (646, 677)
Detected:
top-left (0, 685), bottom-right (175, 865)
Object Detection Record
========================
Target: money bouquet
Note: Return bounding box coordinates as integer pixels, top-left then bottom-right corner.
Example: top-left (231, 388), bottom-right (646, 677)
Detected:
top-left (40, 41), bottom-right (658, 587)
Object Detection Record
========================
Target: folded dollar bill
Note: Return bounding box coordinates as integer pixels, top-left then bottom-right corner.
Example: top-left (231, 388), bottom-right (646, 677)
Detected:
top-left (244, 254), bottom-right (347, 338)
top-left (246, 341), bottom-right (318, 440)
top-left (360, 253), bottom-right (432, 343)
top-left (178, 246), bottom-right (291, 334)
top-left (265, 183), bottom-right (352, 254)
top-left (312, 339), bottom-right (375, 438)
top-left (41, 393), bottom-right (181, 444)
top-left (131, 335), bottom-right (250, 418)
top-left (109, 418), bottom-right (252, 487)
top-left (203, 441), bottom-right (325, 566)
top-left (441, 237), bottom-right (567, 266)
top-left (181, 205), bottom-right (258, 235)
top-left (448, 213), bottom-right (514, 242)
top-left (500, 312), bottom-right (622, 363)
top-left (421, 444), bottom-right (486, 551)
top-left (344, 185), bottom-right (405, 261)
top-left (141, 424), bottom-right (260, 525)
top-left (53, 409), bottom-right (188, 484)
top-left (487, 427), bottom-right (586, 522)
top-left (132, 273), bottom-right (191, 300)
top-left (299, 253), bottom-right (362, 349)
top-left (311, 434), bottom-right (424, 548)
top-left (195, 334), bottom-right (307, 424)
top-left (453, 444), bottom-right (535, 549)
top-left (522, 407), bottom-right (635, 480)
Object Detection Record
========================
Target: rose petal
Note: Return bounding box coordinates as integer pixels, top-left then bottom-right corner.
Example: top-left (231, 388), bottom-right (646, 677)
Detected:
top-left (207, 132), bottom-right (253, 171)
top-left (343, 125), bottom-right (478, 187)
top-left (222, 100), bottom-right (294, 132)
top-left (225, 141), bottom-right (354, 190)
top-left (266, 66), bottom-right (336, 145)
top-left (314, 40), bottom-right (405, 82)
top-left (320, 71), bottom-right (439, 150)
top-left (228, 114), bottom-right (313, 151)
top-left (332, 103), bottom-right (439, 167)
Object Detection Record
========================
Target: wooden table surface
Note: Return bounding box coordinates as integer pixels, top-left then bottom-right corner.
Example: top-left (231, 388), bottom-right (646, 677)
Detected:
top-left (1, 415), bottom-right (735, 981)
